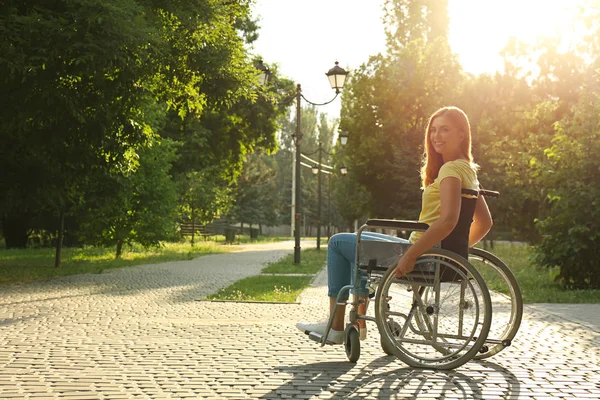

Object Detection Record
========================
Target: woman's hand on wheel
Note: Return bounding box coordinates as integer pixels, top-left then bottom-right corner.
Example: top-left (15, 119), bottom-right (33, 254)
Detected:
top-left (394, 254), bottom-right (416, 278)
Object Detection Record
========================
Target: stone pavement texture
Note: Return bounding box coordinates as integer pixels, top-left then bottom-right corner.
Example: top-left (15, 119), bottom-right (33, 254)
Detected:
top-left (1, 240), bottom-right (599, 399)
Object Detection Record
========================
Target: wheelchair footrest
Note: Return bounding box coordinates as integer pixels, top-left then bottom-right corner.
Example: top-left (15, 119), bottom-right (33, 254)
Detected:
top-left (306, 331), bottom-right (338, 345)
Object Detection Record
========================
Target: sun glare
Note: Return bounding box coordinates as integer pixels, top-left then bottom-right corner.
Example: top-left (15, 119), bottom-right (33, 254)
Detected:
top-left (448, 0), bottom-right (589, 74)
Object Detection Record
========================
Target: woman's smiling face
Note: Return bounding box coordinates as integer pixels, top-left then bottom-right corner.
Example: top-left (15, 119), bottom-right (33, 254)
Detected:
top-left (429, 114), bottom-right (465, 161)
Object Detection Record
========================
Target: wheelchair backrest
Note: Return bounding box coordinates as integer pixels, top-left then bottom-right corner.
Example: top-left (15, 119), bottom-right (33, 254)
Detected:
top-left (440, 189), bottom-right (478, 259)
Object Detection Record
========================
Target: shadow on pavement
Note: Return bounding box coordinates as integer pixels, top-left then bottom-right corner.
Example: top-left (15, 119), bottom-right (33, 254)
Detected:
top-left (260, 357), bottom-right (518, 399)
top-left (0, 316), bottom-right (35, 327)
top-left (472, 360), bottom-right (521, 397)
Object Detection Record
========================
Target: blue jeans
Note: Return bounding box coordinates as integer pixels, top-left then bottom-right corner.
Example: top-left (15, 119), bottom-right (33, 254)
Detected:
top-left (327, 232), bottom-right (410, 300)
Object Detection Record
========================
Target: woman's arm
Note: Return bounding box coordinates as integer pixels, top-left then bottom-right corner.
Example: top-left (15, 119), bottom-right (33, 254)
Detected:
top-left (394, 177), bottom-right (462, 276)
top-left (469, 195), bottom-right (493, 247)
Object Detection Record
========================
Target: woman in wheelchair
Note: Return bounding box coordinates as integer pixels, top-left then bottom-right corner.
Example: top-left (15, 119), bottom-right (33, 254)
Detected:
top-left (296, 106), bottom-right (493, 345)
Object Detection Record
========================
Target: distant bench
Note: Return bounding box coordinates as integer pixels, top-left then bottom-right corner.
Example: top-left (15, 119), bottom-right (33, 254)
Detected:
top-left (179, 221), bottom-right (238, 243)
top-left (180, 223), bottom-right (215, 240)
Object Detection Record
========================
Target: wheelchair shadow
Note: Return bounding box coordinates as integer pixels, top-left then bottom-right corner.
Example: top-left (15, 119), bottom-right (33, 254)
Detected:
top-left (0, 316), bottom-right (35, 327)
top-left (261, 357), bottom-right (520, 399)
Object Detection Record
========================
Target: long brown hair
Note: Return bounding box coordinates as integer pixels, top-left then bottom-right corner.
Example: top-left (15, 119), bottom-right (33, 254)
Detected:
top-left (421, 106), bottom-right (474, 188)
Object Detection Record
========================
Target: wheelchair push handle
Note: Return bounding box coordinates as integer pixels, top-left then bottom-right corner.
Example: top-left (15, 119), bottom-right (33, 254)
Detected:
top-left (462, 188), bottom-right (500, 198)
top-left (480, 189), bottom-right (500, 198)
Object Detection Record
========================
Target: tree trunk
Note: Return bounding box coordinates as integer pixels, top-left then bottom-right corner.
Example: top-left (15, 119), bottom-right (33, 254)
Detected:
top-left (116, 239), bottom-right (123, 259)
top-left (54, 211), bottom-right (65, 268)
top-left (191, 206), bottom-right (195, 247)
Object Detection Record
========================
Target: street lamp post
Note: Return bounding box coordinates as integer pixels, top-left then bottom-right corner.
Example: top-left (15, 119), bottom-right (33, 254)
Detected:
top-left (292, 63), bottom-right (348, 263)
top-left (327, 173), bottom-right (332, 240)
top-left (293, 83), bottom-right (303, 262)
top-left (256, 60), bottom-right (348, 263)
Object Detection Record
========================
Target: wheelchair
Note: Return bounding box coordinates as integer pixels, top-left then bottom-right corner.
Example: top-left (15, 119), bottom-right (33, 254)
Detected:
top-left (304, 189), bottom-right (522, 370)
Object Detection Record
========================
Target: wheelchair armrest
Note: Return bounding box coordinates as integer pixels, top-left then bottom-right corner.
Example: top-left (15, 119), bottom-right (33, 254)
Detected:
top-left (365, 219), bottom-right (429, 232)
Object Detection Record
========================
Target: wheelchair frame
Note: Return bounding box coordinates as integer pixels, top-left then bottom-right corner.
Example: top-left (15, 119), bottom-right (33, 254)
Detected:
top-left (305, 189), bottom-right (523, 370)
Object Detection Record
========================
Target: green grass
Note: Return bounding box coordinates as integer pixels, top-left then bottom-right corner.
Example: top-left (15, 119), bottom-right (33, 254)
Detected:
top-left (262, 248), bottom-right (327, 274)
top-left (475, 242), bottom-right (600, 304)
top-left (206, 248), bottom-right (328, 303)
top-left (0, 241), bottom-right (235, 285)
top-left (206, 275), bottom-right (314, 303)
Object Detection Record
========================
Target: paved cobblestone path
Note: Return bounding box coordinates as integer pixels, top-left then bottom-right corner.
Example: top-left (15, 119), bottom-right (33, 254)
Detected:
top-left (1, 240), bottom-right (599, 399)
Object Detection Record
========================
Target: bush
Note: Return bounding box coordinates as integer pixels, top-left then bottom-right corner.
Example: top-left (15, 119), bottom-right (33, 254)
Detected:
top-left (534, 90), bottom-right (600, 289)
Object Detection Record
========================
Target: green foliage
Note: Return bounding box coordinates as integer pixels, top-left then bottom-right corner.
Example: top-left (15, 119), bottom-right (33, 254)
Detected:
top-left (301, 111), bottom-right (339, 229)
top-left (332, 169), bottom-right (372, 229)
top-left (384, 0), bottom-right (449, 50)
top-left (0, 0), bottom-right (162, 229)
top-left (243, 103), bottom-right (349, 232)
top-left (229, 152), bottom-right (279, 228)
top-left (164, 63), bottom-right (294, 225)
top-left (0, 0), bottom-right (292, 253)
top-left (476, 243), bottom-right (600, 303)
top-left (339, 0), bottom-right (600, 293)
top-left (206, 276), bottom-right (312, 303)
top-left (179, 168), bottom-right (233, 226)
top-left (534, 89), bottom-right (600, 289)
top-left (341, 7), bottom-right (461, 218)
top-left (262, 248), bottom-right (327, 274)
top-left (78, 140), bottom-right (179, 258)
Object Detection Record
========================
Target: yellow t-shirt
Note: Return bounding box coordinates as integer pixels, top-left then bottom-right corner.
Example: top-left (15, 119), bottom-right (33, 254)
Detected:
top-left (409, 160), bottom-right (479, 243)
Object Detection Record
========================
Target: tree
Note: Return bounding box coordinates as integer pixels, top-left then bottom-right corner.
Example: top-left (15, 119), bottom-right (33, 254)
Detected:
top-left (229, 153), bottom-right (279, 231)
top-left (340, 0), bottom-right (461, 219)
top-left (463, 3), bottom-right (600, 243)
top-left (534, 87), bottom-right (600, 289)
top-left (383, 0), bottom-right (449, 50)
top-left (0, 0), bottom-right (162, 252)
top-left (301, 112), bottom-right (337, 232)
top-left (0, 0), bottom-right (290, 260)
top-left (78, 140), bottom-right (179, 258)
top-left (179, 169), bottom-right (233, 228)
top-left (332, 169), bottom-right (372, 231)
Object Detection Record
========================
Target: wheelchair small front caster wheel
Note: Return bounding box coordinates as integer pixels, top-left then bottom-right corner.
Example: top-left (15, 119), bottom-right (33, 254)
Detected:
top-left (345, 325), bottom-right (360, 363)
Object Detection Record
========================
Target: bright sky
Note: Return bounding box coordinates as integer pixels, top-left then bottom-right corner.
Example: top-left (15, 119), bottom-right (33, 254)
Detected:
top-left (250, 0), bottom-right (587, 120)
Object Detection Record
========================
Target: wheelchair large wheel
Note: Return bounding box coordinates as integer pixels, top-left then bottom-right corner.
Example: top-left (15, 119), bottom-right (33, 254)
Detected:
top-left (469, 247), bottom-right (523, 359)
top-left (374, 249), bottom-right (492, 370)
top-left (380, 319), bottom-right (402, 355)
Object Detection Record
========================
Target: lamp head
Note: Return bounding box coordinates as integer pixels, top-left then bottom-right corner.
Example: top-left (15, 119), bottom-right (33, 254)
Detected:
top-left (338, 130), bottom-right (348, 146)
top-left (326, 61), bottom-right (349, 93)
